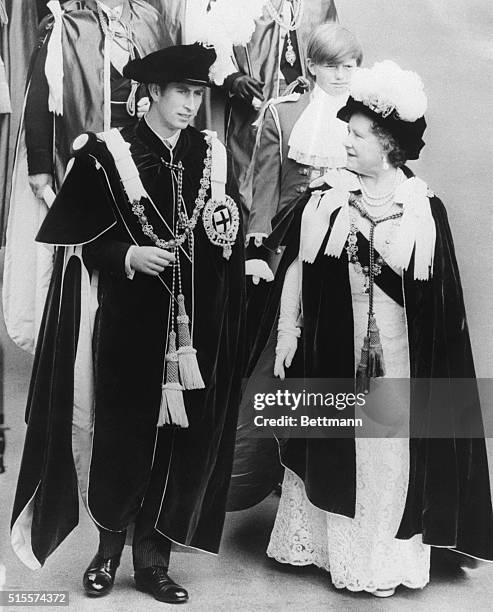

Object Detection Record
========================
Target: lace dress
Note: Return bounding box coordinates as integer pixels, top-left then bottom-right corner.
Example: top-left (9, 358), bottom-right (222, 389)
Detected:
top-left (267, 217), bottom-right (431, 593)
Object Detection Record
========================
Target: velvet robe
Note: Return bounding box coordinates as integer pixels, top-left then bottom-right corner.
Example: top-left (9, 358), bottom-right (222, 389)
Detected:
top-left (3, 0), bottom-right (171, 355)
top-left (33, 0), bottom-right (170, 176)
top-left (228, 176), bottom-right (493, 561)
top-left (11, 120), bottom-right (245, 567)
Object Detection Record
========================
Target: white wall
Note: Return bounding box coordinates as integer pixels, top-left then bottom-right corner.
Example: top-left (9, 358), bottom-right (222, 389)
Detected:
top-left (337, 0), bottom-right (493, 376)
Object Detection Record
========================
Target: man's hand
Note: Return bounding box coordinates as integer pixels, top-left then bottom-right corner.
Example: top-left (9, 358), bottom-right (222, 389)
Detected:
top-left (231, 75), bottom-right (264, 102)
top-left (129, 246), bottom-right (175, 276)
top-left (137, 96), bottom-right (150, 118)
top-left (29, 173), bottom-right (53, 199)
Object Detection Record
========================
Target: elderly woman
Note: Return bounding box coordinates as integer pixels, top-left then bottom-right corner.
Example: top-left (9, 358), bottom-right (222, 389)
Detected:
top-left (251, 60), bottom-right (493, 596)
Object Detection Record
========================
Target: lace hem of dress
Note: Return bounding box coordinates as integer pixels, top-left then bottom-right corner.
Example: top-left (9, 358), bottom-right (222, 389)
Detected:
top-left (267, 548), bottom-right (429, 592)
top-left (267, 453), bottom-right (431, 592)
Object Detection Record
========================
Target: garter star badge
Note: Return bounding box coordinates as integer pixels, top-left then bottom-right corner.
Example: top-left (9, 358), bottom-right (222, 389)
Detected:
top-left (202, 196), bottom-right (240, 260)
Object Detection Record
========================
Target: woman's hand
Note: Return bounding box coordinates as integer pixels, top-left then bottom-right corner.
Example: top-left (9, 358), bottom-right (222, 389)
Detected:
top-left (129, 246), bottom-right (175, 276)
top-left (274, 335), bottom-right (298, 380)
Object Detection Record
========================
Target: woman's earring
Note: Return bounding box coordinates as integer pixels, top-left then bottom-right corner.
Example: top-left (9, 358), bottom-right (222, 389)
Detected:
top-left (382, 157), bottom-right (389, 171)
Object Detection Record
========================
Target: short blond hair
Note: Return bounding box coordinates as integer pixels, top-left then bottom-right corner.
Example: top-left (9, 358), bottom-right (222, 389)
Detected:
top-left (307, 23), bottom-right (363, 67)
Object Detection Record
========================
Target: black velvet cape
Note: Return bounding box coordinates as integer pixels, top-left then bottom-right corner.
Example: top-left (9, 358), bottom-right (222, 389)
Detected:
top-left (11, 120), bottom-right (245, 566)
top-left (229, 177), bottom-right (493, 561)
top-left (26, 0), bottom-right (168, 177)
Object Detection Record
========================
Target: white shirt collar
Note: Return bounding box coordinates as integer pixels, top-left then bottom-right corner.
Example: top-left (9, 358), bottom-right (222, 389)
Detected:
top-left (145, 118), bottom-right (181, 151)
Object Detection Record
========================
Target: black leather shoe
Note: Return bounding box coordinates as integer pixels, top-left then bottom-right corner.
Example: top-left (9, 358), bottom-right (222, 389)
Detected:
top-left (134, 566), bottom-right (189, 603)
top-left (83, 553), bottom-right (121, 597)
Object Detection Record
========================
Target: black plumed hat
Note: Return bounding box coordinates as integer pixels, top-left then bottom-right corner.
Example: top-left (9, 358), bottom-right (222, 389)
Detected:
top-left (123, 43), bottom-right (216, 86)
top-left (337, 98), bottom-right (427, 160)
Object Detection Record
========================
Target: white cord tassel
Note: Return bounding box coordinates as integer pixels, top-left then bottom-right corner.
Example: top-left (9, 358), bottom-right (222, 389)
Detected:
top-left (159, 331), bottom-right (189, 428)
top-left (176, 294), bottom-right (205, 390)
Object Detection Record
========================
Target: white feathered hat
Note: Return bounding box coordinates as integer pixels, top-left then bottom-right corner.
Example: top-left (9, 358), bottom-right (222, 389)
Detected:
top-left (337, 60), bottom-right (428, 159)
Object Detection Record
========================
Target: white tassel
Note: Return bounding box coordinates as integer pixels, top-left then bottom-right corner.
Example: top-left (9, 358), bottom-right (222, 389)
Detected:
top-left (159, 382), bottom-right (188, 428)
top-left (176, 295), bottom-right (205, 390)
top-left (177, 346), bottom-right (205, 390)
top-left (159, 331), bottom-right (189, 428)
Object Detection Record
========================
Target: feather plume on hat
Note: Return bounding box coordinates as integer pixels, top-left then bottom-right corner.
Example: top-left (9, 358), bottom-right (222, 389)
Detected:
top-left (187, 0), bottom-right (267, 85)
top-left (350, 60), bottom-right (427, 122)
top-left (338, 60), bottom-right (428, 160)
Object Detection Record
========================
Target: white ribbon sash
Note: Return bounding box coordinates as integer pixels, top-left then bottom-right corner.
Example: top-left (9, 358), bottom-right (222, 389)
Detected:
top-left (300, 170), bottom-right (436, 280)
top-left (45, 0), bottom-right (64, 116)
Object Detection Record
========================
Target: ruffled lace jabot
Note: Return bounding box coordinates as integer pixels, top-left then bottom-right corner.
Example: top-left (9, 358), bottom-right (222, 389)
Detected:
top-left (288, 84), bottom-right (348, 169)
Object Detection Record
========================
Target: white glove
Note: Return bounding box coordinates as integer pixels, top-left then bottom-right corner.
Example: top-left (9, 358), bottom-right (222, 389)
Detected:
top-left (245, 259), bottom-right (274, 285)
top-left (274, 259), bottom-right (301, 379)
top-left (274, 331), bottom-right (299, 379)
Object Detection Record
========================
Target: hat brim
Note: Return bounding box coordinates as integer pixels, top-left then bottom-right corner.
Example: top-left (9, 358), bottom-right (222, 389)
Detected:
top-left (337, 97), bottom-right (426, 160)
top-left (122, 43), bottom-right (216, 87)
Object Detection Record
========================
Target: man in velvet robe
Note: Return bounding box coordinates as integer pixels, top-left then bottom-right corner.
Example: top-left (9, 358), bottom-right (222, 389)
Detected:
top-left (3, 0), bottom-right (171, 355)
top-left (26, 0), bottom-right (169, 198)
top-left (10, 43), bottom-right (245, 604)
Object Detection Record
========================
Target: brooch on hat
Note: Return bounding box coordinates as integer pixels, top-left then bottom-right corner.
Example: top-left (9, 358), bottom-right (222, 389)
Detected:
top-left (350, 60), bottom-right (427, 122)
top-left (202, 195), bottom-right (240, 260)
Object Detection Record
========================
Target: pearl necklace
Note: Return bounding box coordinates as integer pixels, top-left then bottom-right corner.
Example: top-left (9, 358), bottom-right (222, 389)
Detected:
top-left (358, 171), bottom-right (399, 205)
top-left (359, 196), bottom-right (396, 219)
